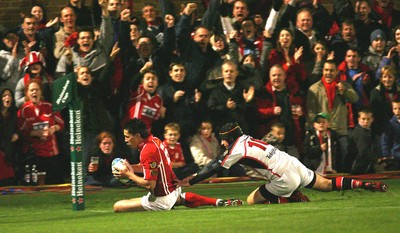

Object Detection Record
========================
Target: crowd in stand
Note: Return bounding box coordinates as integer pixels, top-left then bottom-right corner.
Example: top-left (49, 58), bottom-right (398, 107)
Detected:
top-left (1, 0), bottom-right (400, 186)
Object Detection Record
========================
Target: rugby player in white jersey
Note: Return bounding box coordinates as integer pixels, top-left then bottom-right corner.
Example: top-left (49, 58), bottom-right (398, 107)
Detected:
top-left (181, 122), bottom-right (388, 204)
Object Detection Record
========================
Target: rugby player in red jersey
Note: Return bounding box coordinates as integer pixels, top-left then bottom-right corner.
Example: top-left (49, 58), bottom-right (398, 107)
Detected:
top-left (113, 118), bottom-right (242, 212)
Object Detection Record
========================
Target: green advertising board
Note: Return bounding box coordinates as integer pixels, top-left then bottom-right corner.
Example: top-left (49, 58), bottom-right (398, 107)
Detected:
top-left (52, 73), bottom-right (85, 211)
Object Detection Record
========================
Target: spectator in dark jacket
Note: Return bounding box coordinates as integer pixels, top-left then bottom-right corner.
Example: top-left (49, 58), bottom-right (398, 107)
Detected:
top-left (303, 112), bottom-right (339, 175)
top-left (349, 108), bottom-right (381, 174)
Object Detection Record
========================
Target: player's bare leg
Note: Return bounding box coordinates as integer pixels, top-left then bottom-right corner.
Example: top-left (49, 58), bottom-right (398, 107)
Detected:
top-left (247, 188), bottom-right (266, 205)
top-left (247, 187), bottom-right (293, 204)
top-left (113, 197), bottom-right (146, 213)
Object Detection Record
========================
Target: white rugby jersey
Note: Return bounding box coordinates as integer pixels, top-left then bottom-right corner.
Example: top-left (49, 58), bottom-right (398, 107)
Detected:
top-left (221, 135), bottom-right (294, 181)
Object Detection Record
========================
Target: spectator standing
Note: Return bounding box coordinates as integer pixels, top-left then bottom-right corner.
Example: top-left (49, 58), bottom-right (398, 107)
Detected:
top-left (17, 80), bottom-right (64, 184)
top-left (0, 88), bottom-right (18, 186)
top-left (255, 64), bottom-right (305, 157)
top-left (306, 61), bottom-right (359, 172)
top-left (56, 0), bottom-right (113, 78)
top-left (53, 6), bottom-right (77, 60)
top-left (370, 65), bottom-right (399, 152)
top-left (68, 0), bottom-right (94, 27)
top-left (207, 61), bottom-right (254, 135)
top-left (15, 51), bottom-right (53, 108)
top-left (176, 3), bottom-right (221, 90)
top-left (0, 31), bottom-right (20, 90)
top-left (381, 100), bottom-right (400, 170)
top-left (349, 108), bottom-right (381, 174)
top-left (362, 29), bottom-right (388, 78)
top-left (303, 112), bottom-right (339, 175)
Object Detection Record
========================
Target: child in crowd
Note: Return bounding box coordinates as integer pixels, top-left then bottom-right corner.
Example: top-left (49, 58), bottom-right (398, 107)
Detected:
top-left (163, 122), bottom-right (198, 180)
top-left (262, 122), bottom-right (285, 152)
top-left (349, 108), bottom-right (381, 174)
top-left (362, 29), bottom-right (387, 78)
top-left (190, 121), bottom-right (222, 168)
top-left (381, 100), bottom-right (400, 170)
top-left (303, 113), bottom-right (338, 175)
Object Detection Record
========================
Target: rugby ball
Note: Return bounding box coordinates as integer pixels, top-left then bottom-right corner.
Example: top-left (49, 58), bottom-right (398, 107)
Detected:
top-left (111, 158), bottom-right (132, 184)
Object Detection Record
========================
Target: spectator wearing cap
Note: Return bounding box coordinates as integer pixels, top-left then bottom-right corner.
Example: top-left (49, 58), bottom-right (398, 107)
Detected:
top-left (362, 29), bottom-right (388, 79)
top-left (15, 51), bottom-right (53, 107)
top-left (306, 60), bottom-right (359, 172)
top-left (303, 112), bottom-right (339, 175)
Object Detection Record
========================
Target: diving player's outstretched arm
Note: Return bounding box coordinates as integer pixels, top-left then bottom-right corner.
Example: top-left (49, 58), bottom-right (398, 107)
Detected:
top-left (186, 155), bottom-right (226, 186)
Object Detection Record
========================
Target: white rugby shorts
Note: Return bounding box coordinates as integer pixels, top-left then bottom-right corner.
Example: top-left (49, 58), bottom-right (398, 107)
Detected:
top-left (141, 187), bottom-right (182, 211)
top-left (264, 157), bottom-right (314, 197)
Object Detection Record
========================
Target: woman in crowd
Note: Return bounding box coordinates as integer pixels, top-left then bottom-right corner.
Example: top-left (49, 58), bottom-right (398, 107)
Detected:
top-left (86, 131), bottom-right (125, 187)
top-left (267, 28), bottom-right (307, 92)
top-left (0, 88), bottom-right (18, 186)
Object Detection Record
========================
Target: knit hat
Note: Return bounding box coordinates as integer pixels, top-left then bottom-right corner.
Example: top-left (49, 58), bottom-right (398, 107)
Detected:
top-left (370, 29), bottom-right (386, 43)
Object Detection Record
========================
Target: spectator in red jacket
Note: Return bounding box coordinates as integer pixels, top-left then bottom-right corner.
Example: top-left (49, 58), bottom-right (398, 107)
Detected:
top-left (17, 79), bottom-right (64, 184)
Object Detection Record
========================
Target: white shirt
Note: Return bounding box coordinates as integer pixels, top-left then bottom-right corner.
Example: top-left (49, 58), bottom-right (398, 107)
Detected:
top-left (221, 135), bottom-right (294, 181)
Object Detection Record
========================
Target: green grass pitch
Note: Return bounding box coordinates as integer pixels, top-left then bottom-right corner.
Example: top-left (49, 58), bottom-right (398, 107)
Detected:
top-left (1, 179), bottom-right (399, 233)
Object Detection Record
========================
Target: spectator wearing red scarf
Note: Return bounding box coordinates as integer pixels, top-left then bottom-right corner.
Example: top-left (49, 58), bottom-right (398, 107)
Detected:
top-left (306, 60), bottom-right (359, 172)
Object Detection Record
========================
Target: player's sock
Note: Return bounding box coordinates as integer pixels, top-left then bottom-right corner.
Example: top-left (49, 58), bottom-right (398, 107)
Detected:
top-left (181, 192), bottom-right (218, 208)
top-left (331, 177), bottom-right (363, 190)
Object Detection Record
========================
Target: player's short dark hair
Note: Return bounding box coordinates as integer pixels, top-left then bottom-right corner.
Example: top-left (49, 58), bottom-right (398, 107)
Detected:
top-left (124, 118), bottom-right (149, 138)
top-left (219, 122), bottom-right (243, 145)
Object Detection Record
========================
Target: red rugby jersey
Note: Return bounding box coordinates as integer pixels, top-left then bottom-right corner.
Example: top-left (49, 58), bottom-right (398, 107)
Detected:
top-left (140, 135), bottom-right (178, 197)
